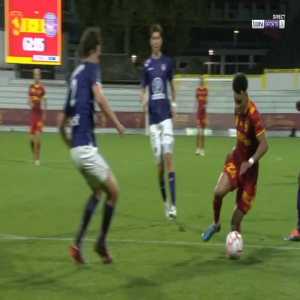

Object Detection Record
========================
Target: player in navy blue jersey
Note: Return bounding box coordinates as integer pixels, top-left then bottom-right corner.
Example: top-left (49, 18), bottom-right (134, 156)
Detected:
top-left (59, 27), bottom-right (125, 264)
top-left (140, 24), bottom-right (177, 219)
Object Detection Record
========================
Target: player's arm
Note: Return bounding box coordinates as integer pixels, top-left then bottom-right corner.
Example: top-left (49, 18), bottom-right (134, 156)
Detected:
top-left (93, 84), bottom-right (125, 135)
top-left (240, 131), bottom-right (268, 176)
top-left (58, 112), bottom-right (72, 148)
top-left (140, 64), bottom-right (148, 113)
top-left (140, 86), bottom-right (148, 113)
top-left (194, 89), bottom-right (199, 114)
top-left (250, 131), bottom-right (268, 163)
top-left (28, 88), bottom-right (32, 109)
top-left (43, 95), bottom-right (47, 121)
top-left (170, 79), bottom-right (177, 117)
top-left (170, 79), bottom-right (176, 106)
top-left (168, 60), bottom-right (176, 115)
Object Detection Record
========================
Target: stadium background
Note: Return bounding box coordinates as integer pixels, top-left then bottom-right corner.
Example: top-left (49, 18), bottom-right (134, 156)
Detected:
top-left (0, 0), bottom-right (299, 135)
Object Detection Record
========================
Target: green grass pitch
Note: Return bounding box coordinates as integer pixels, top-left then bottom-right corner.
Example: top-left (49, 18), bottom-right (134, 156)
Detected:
top-left (0, 132), bottom-right (299, 300)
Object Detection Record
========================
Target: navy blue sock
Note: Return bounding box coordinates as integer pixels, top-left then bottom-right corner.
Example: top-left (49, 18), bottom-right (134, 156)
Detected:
top-left (98, 203), bottom-right (115, 245)
top-left (159, 177), bottom-right (167, 202)
top-left (168, 172), bottom-right (176, 206)
top-left (297, 188), bottom-right (300, 230)
top-left (75, 194), bottom-right (99, 247)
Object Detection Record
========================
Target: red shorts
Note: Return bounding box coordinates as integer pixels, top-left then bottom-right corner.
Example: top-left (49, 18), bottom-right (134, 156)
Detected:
top-left (223, 154), bottom-right (259, 214)
top-left (30, 116), bottom-right (43, 134)
top-left (197, 111), bottom-right (207, 128)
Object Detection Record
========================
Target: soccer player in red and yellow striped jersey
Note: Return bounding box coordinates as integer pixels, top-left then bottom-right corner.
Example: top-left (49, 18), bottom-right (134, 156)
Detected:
top-left (202, 73), bottom-right (268, 241)
top-left (28, 68), bottom-right (47, 166)
top-left (195, 77), bottom-right (208, 156)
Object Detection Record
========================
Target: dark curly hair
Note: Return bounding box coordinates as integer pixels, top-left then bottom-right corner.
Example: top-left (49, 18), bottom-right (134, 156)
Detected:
top-left (232, 73), bottom-right (248, 94)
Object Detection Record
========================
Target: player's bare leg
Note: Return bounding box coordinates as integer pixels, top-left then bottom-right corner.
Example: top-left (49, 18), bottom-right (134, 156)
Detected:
top-left (164, 152), bottom-right (176, 218)
top-left (33, 132), bottom-right (41, 166)
top-left (94, 173), bottom-right (119, 264)
top-left (196, 127), bottom-right (205, 156)
top-left (231, 207), bottom-right (245, 233)
top-left (202, 172), bottom-right (232, 241)
top-left (29, 134), bottom-right (35, 157)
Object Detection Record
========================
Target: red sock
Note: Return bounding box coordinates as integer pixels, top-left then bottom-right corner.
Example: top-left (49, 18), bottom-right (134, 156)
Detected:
top-left (213, 195), bottom-right (222, 224)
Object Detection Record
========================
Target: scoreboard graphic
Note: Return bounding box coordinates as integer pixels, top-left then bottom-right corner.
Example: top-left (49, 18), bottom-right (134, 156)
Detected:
top-left (252, 14), bottom-right (285, 30)
top-left (5, 0), bottom-right (62, 65)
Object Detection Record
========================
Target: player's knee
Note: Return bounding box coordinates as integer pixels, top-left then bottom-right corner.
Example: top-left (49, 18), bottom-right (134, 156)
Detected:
top-left (111, 183), bottom-right (119, 202)
top-left (110, 184), bottom-right (120, 204)
top-left (198, 128), bottom-right (204, 135)
top-left (214, 186), bottom-right (226, 199)
top-left (93, 190), bottom-right (102, 201)
top-left (158, 163), bottom-right (164, 177)
top-left (164, 152), bottom-right (174, 172)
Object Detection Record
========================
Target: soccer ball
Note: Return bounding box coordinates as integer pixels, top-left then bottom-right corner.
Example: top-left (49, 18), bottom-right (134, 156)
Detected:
top-left (226, 231), bottom-right (243, 259)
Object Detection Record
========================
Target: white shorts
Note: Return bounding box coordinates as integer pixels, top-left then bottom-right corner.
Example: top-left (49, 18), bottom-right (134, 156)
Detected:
top-left (70, 145), bottom-right (110, 190)
top-left (149, 118), bottom-right (174, 163)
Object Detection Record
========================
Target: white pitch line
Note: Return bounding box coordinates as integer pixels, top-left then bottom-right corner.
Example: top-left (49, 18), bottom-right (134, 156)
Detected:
top-left (0, 233), bottom-right (299, 251)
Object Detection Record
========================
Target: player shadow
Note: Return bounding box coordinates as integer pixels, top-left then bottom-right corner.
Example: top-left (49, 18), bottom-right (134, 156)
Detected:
top-left (123, 246), bottom-right (282, 291)
top-left (0, 243), bottom-right (118, 297)
top-left (119, 276), bottom-right (166, 300)
top-left (1, 268), bottom-right (80, 291)
top-left (232, 247), bottom-right (279, 265)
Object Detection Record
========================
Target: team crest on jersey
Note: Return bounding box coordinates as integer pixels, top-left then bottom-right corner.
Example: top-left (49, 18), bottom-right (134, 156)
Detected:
top-left (161, 64), bottom-right (166, 71)
top-left (152, 77), bottom-right (163, 94)
top-left (151, 77), bottom-right (165, 100)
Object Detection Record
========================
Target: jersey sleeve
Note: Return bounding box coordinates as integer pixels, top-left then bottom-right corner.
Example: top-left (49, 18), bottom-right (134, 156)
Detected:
top-left (249, 106), bottom-right (265, 137)
top-left (90, 64), bottom-right (102, 87)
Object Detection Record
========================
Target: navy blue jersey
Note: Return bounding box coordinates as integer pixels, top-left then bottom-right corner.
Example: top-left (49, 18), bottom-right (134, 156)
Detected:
top-left (64, 62), bottom-right (101, 147)
top-left (141, 55), bottom-right (174, 125)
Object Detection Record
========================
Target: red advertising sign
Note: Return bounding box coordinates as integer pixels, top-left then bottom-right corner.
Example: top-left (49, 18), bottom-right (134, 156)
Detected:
top-left (5, 0), bottom-right (62, 65)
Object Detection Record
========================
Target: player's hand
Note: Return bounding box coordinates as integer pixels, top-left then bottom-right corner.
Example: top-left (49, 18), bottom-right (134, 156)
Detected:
top-left (117, 123), bottom-right (125, 136)
top-left (142, 100), bottom-right (148, 113)
top-left (239, 161), bottom-right (252, 176)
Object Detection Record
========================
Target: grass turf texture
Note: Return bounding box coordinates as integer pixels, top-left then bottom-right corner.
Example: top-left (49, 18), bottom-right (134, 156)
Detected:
top-left (0, 132), bottom-right (299, 300)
